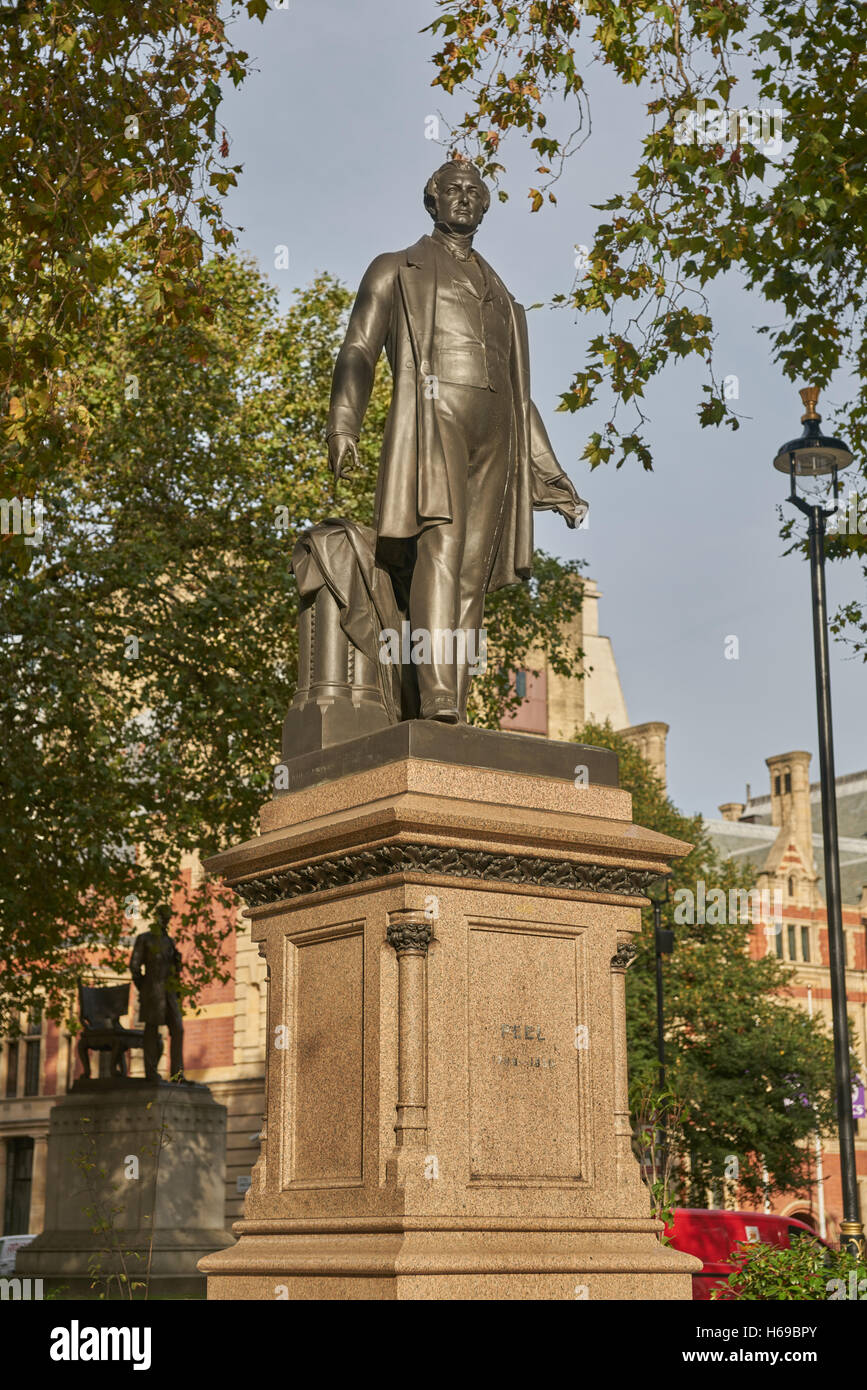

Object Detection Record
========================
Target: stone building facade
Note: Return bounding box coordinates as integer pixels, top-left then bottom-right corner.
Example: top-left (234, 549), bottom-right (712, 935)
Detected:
top-left (501, 576), bottom-right (671, 787)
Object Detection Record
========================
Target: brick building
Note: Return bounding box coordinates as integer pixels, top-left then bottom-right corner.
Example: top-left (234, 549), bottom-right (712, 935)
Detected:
top-left (706, 756), bottom-right (867, 1238)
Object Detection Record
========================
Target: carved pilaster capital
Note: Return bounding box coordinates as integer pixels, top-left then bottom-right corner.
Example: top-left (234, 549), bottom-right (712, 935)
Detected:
top-left (610, 941), bottom-right (638, 973)
top-left (387, 910), bottom-right (433, 956)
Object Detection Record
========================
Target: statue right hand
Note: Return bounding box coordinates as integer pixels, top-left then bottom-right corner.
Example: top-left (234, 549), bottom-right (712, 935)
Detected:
top-left (329, 433), bottom-right (360, 482)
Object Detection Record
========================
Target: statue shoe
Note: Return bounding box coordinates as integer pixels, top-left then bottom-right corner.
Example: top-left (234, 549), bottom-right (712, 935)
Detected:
top-left (424, 705), bottom-right (461, 724)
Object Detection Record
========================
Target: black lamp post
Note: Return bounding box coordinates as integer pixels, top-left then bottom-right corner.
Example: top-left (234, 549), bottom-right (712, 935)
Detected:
top-left (773, 386), bottom-right (864, 1258)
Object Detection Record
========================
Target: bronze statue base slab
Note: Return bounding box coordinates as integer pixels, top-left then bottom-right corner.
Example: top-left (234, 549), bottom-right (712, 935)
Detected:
top-left (69, 1076), bottom-right (209, 1093)
top-left (276, 717), bottom-right (618, 794)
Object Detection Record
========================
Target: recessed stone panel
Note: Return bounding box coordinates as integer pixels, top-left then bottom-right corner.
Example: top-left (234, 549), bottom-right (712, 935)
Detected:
top-left (468, 924), bottom-right (584, 1182)
top-left (291, 929), bottom-right (364, 1185)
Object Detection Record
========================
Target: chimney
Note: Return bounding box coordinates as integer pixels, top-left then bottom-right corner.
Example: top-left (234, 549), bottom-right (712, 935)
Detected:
top-left (718, 802), bottom-right (745, 822)
top-left (581, 578), bottom-right (600, 638)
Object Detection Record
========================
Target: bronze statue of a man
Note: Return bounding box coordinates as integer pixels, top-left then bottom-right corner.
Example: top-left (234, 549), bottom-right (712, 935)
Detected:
top-left (130, 905), bottom-right (185, 1083)
top-left (326, 158), bottom-right (588, 724)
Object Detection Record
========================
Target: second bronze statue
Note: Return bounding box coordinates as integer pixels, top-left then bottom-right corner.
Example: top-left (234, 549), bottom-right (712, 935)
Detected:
top-left (284, 159), bottom-right (588, 754)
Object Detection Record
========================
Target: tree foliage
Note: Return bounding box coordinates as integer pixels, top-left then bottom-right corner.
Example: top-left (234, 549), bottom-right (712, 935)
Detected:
top-left (712, 1237), bottom-right (866, 1300)
top-left (579, 720), bottom-right (841, 1202)
top-left (427, 1), bottom-right (867, 641)
top-left (0, 0), bottom-right (267, 516)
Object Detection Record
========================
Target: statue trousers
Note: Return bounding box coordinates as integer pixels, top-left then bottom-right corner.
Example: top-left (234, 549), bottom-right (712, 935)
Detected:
top-left (409, 379), bottom-right (514, 718)
top-left (142, 994), bottom-right (184, 1081)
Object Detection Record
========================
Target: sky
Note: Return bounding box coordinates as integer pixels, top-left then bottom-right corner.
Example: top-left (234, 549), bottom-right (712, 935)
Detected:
top-left (217, 0), bottom-right (865, 819)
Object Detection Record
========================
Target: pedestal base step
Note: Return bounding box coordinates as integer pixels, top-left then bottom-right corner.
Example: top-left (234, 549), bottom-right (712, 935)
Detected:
top-left (200, 1225), bottom-right (700, 1301)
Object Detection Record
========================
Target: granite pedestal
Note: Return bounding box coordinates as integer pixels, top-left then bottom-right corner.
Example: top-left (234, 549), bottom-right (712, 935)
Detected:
top-left (199, 723), bottom-right (701, 1299)
top-left (18, 1083), bottom-right (234, 1298)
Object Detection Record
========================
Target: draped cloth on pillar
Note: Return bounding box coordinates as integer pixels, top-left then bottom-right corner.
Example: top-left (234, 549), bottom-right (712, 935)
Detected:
top-left (290, 518), bottom-right (403, 724)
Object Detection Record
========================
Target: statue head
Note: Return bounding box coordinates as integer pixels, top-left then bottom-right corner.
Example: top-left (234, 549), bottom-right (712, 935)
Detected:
top-left (424, 158), bottom-right (490, 234)
top-left (153, 904), bottom-right (172, 934)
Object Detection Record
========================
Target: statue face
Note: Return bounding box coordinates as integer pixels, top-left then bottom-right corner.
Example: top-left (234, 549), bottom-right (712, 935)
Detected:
top-left (153, 904), bottom-right (172, 934)
top-left (433, 168), bottom-right (486, 233)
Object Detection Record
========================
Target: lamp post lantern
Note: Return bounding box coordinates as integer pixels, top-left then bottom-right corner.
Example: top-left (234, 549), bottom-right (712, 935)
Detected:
top-left (775, 387), bottom-right (864, 1258)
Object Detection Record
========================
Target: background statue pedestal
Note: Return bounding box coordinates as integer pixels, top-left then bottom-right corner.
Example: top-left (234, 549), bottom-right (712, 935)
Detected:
top-left (17, 1083), bottom-right (234, 1299)
top-left (199, 723), bottom-right (701, 1299)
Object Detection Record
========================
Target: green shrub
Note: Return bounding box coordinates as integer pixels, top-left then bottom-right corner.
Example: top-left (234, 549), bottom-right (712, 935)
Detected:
top-left (712, 1237), bottom-right (866, 1301)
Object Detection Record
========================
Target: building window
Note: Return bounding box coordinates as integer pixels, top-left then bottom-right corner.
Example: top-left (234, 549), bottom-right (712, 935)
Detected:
top-left (514, 670), bottom-right (527, 699)
top-left (23, 1040), bottom-right (40, 1096)
top-left (787, 924), bottom-right (797, 960)
top-left (801, 926), bottom-right (810, 962)
top-left (784, 773), bottom-right (792, 794)
top-left (3, 1137), bottom-right (34, 1236)
top-left (788, 876), bottom-right (795, 897)
top-left (774, 928), bottom-right (784, 959)
top-left (774, 775), bottom-right (781, 796)
top-left (5, 1042), bottom-right (18, 1098)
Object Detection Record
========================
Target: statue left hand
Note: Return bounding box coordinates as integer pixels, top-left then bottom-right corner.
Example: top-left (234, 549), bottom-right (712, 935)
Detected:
top-left (548, 472), bottom-right (589, 529)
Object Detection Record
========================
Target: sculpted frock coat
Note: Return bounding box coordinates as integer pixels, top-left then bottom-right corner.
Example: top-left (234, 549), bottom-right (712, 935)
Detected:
top-left (327, 234), bottom-right (584, 593)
